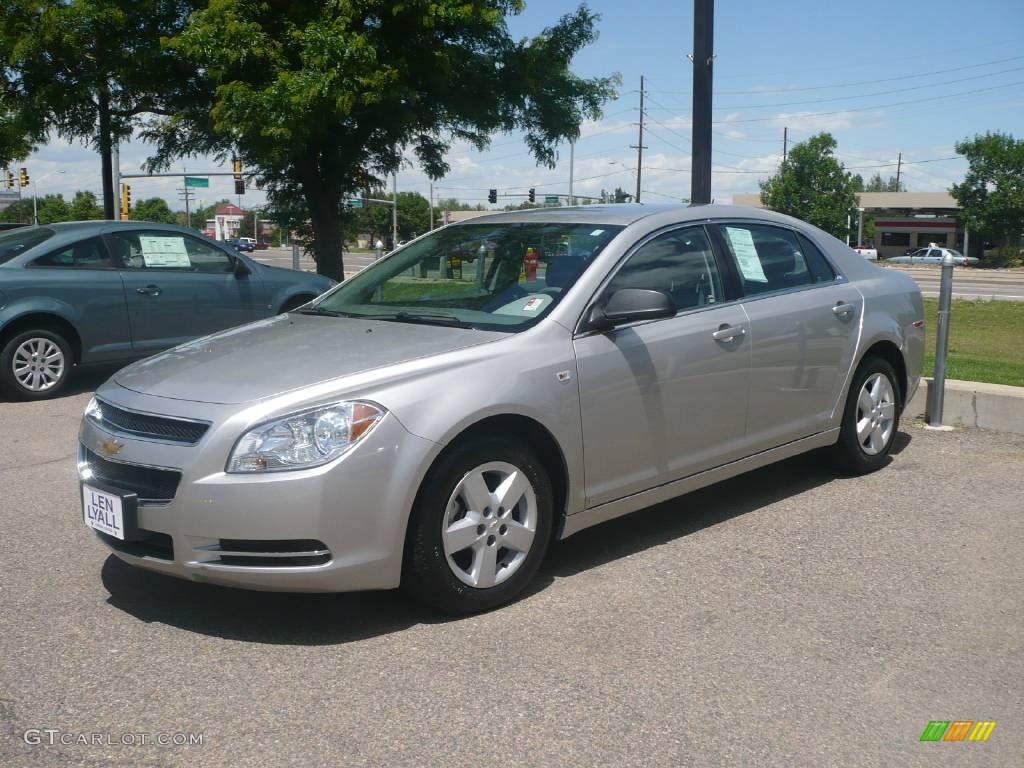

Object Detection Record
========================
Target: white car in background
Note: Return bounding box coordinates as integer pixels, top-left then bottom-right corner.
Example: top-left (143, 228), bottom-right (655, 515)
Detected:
top-left (885, 247), bottom-right (978, 266)
top-left (852, 244), bottom-right (878, 261)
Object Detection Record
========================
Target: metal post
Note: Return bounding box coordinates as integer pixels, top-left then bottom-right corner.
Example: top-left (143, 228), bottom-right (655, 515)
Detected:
top-left (568, 140), bottom-right (575, 206)
top-left (963, 224), bottom-right (969, 261)
top-left (928, 252), bottom-right (955, 427)
top-left (631, 76), bottom-right (646, 203)
top-left (112, 143), bottom-right (120, 221)
top-left (690, 0), bottom-right (714, 205)
top-left (291, 242), bottom-right (300, 271)
top-left (392, 173), bottom-right (398, 248)
top-left (429, 182), bottom-right (434, 230)
top-left (857, 207), bottom-right (864, 246)
top-left (846, 213), bottom-right (851, 246)
top-left (32, 187), bottom-right (38, 225)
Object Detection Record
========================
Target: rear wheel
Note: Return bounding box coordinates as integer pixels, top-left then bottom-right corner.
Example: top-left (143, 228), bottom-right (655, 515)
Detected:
top-left (828, 356), bottom-right (900, 475)
top-left (0, 329), bottom-right (72, 400)
top-left (403, 437), bottom-right (554, 614)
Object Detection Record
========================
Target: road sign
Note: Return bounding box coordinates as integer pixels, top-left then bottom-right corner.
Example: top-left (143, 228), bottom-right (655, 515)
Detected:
top-left (347, 199), bottom-right (364, 209)
top-left (544, 196), bottom-right (560, 206)
top-left (184, 176), bottom-right (209, 188)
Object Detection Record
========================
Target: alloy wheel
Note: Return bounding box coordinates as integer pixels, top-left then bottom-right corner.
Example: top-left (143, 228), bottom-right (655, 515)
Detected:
top-left (441, 461), bottom-right (538, 589)
top-left (855, 372), bottom-right (895, 455)
top-left (12, 337), bottom-right (65, 392)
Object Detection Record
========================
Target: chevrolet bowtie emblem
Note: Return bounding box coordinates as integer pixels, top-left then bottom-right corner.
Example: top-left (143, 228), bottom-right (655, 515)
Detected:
top-left (101, 439), bottom-right (123, 456)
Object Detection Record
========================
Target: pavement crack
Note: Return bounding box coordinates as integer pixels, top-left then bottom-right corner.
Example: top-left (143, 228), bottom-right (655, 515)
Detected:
top-left (0, 453), bottom-right (77, 474)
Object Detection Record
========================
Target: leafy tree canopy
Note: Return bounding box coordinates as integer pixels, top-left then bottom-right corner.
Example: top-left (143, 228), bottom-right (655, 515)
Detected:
top-left (950, 131), bottom-right (1024, 253)
top-left (132, 196), bottom-right (177, 224)
top-left (69, 190), bottom-right (104, 220)
top-left (144, 1), bottom-right (618, 280)
top-left (759, 133), bottom-right (858, 239)
top-left (854, 172), bottom-right (906, 193)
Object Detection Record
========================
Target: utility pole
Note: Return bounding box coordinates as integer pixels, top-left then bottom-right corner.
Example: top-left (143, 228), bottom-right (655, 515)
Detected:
top-left (629, 75), bottom-right (647, 203)
top-left (895, 152), bottom-right (903, 189)
top-left (783, 127), bottom-right (788, 164)
top-left (429, 181), bottom-right (434, 230)
top-left (690, 0), bottom-right (715, 204)
top-left (568, 140), bottom-right (575, 206)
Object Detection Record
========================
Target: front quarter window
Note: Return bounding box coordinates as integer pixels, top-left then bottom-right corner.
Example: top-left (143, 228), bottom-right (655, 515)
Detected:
top-left (313, 222), bottom-right (622, 331)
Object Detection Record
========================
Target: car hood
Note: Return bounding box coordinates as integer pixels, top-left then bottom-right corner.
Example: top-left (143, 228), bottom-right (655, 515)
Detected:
top-left (113, 313), bottom-right (505, 404)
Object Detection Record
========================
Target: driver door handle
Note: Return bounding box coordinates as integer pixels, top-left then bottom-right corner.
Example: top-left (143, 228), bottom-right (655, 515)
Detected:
top-left (712, 324), bottom-right (745, 342)
top-left (832, 302), bottom-right (855, 317)
top-left (136, 285), bottom-right (161, 297)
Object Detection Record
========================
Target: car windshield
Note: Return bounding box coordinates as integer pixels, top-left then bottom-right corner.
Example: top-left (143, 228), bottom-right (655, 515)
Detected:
top-left (0, 227), bottom-right (55, 265)
top-left (313, 222), bottom-right (623, 331)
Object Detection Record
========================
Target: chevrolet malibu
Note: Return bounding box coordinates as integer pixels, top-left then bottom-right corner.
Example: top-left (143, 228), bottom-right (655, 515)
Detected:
top-left (79, 204), bottom-right (924, 613)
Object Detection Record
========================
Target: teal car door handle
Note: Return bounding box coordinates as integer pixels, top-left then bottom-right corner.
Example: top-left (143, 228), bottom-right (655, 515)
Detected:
top-left (136, 285), bottom-right (161, 297)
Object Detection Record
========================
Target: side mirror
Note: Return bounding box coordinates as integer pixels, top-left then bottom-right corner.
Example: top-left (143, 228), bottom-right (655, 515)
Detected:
top-left (588, 288), bottom-right (676, 332)
top-left (232, 255), bottom-right (252, 277)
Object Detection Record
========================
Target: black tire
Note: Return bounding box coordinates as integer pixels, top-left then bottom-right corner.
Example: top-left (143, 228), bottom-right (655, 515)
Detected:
top-left (0, 328), bottom-right (73, 400)
top-left (828, 356), bottom-right (901, 475)
top-left (403, 436), bottom-right (554, 614)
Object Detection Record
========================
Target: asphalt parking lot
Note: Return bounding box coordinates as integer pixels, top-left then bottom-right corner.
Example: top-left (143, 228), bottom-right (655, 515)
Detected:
top-left (1, 374), bottom-right (1021, 767)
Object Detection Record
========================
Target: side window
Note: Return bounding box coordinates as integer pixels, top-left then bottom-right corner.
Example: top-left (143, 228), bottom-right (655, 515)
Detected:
top-left (108, 231), bottom-right (233, 273)
top-left (715, 224), bottom-right (821, 296)
top-left (796, 233), bottom-right (836, 282)
top-left (32, 237), bottom-right (113, 269)
top-left (606, 227), bottom-right (723, 311)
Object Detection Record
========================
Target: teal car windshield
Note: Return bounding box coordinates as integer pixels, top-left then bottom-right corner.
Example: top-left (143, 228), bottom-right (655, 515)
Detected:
top-left (314, 223), bottom-right (622, 331)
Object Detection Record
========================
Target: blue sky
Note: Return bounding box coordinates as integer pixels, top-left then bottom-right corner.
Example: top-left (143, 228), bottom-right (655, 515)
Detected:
top-left (17, 0), bottom-right (1024, 211)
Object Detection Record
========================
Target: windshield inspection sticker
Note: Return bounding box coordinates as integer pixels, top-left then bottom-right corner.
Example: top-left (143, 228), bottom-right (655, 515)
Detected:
top-left (139, 235), bottom-right (191, 268)
top-left (723, 226), bottom-right (767, 283)
top-left (522, 297), bottom-right (546, 312)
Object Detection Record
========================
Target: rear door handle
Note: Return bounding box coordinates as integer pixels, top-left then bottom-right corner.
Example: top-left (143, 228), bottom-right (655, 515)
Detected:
top-left (136, 285), bottom-right (162, 296)
top-left (712, 324), bottom-right (745, 342)
top-left (832, 302), bottom-right (855, 317)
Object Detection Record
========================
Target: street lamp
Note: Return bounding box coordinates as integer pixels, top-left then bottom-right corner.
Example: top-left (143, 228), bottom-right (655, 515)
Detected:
top-left (31, 170), bottom-right (66, 225)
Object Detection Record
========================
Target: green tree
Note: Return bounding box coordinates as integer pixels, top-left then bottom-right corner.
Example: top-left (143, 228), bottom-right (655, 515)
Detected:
top-left (0, 0), bottom-right (202, 217)
top-left (144, 2), bottom-right (617, 281)
top-left (69, 190), bottom-right (104, 220)
top-left (0, 198), bottom-right (33, 224)
top-left (132, 196), bottom-right (177, 224)
top-left (759, 133), bottom-right (858, 239)
top-left (35, 193), bottom-right (71, 224)
top-left (861, 172), bottom-right (905, 192)
top-left (950, 132), bottom-right (1024, 264)
top-left (184, 199), bottom-right (231, 231)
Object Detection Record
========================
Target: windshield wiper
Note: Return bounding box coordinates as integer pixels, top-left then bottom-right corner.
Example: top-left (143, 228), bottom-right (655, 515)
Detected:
top-left (292, 306), bottom-right (345, 317)
top-left (359, 311), bottom-right (473, 328)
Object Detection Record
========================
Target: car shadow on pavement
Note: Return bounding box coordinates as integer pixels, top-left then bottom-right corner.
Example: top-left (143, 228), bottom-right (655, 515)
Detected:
top-left (100, 431), bottom-right (912, 645)
top-left (0, 365), bottom-right (118, 403)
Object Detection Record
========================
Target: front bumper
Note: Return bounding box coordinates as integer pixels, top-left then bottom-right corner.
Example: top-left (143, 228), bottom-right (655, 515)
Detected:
top-left (78, 386), bottom-right (438, 593)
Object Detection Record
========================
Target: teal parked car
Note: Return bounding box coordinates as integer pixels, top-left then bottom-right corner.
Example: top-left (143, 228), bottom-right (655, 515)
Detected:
top-left (0, 221), bottom-right (333, 399)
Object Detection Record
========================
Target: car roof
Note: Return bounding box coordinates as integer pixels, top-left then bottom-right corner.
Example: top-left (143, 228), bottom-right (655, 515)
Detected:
top-left (446, 202), bottom-right (811, 228)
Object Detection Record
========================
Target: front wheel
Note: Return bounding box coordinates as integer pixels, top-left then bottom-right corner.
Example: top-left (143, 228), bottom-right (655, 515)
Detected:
top-left (0, 329), bottom-right (73, 400)
top-left (828, 357), bottom-right (901, 475)
top-left (403, 437), bottom-right (554, 614)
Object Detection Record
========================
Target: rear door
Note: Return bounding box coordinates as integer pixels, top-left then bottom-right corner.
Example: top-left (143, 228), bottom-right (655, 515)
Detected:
top-left (108, 229), bottom-right (264, 354)
top-left (709, 222), bottom-right (862, 452)
top-left (26, 236), bottom-right (133, 363)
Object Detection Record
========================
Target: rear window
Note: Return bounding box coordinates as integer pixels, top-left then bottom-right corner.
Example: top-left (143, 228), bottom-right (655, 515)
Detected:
top-left (0, 228), bottom-right (55, 265)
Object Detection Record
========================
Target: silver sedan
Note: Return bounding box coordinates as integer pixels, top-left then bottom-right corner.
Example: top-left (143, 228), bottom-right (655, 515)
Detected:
top-left (78, 204), bottom-right (924, 613)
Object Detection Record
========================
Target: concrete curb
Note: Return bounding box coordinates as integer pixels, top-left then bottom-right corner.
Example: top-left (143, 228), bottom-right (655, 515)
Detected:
top-left (906, 378), bottom-right (1024, 434)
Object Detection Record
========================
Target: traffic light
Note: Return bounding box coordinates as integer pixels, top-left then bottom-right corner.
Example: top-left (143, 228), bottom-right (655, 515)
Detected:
top-left (232, 157), bottom-right (242, 180)
top-left (234, 179), bottom-right (245, 195)
top-left (3, 169), bottom-right (13, 189)
top-left (120, 183), bottom-right (131, 219)
top-left (528, 188), bottom-right (535, 203)
top-left (19, 167), bottom-right (29, 187)
top-left (488, 189), bottom-right (497, 204)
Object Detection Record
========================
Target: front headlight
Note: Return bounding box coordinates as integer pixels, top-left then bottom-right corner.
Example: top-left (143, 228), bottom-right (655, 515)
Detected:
top-left (226, 401), bottom-right (384, 473)
top-left (84, 397), bottom-right (103, 422)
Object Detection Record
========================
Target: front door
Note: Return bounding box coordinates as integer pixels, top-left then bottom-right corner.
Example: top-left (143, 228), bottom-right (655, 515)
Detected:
top-left (574, 225), bottom-right (751, 508)
top-left (710, 222), bottom-right (862, 451)
top-left (108, 229), bottom-right (263, 354)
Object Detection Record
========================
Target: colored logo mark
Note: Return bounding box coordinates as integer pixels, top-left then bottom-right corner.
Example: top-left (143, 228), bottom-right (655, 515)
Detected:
top-left (920, 721), bottom-right (997, 742)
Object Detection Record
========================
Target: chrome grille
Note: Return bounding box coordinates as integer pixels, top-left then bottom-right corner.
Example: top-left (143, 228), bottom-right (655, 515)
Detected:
top-left (91, 400), bottom-right (209, 444)
top-left (197, 539), bottom-right (332, 568)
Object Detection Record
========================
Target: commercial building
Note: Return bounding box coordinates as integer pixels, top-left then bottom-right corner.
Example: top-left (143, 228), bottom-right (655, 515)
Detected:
top-left (732, 192), bottom-right (969, 260)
